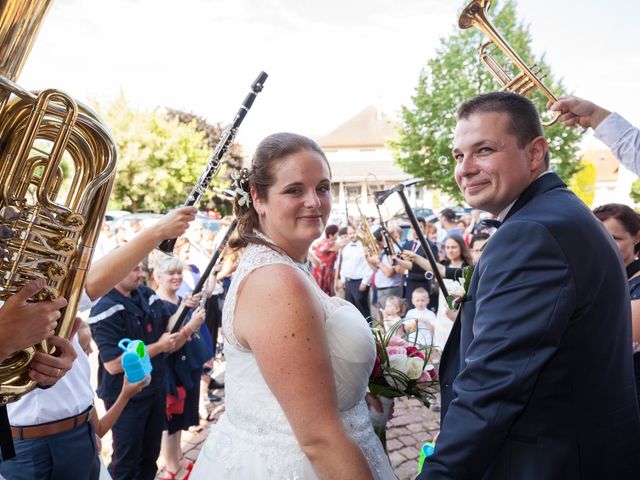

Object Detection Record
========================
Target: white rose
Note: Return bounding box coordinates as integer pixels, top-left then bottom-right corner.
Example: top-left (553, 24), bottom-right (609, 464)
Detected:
top-left (406, 357), bottom-right (425, 380)
top-left (443, 278), bottom-right (466, 298)
top-left (384, 354), bottom-right (409, 389)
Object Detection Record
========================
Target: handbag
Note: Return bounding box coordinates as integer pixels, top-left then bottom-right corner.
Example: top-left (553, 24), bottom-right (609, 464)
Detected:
top-left (166, 385), bottom-right (187, 420)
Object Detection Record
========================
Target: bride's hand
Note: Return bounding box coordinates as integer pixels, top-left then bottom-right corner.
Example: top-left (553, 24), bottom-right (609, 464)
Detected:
top-left (365, 393), bottom-right (395, 419)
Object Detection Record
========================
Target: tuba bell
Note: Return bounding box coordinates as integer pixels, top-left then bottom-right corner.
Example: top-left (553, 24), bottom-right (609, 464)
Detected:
top-left (0, 0), bottom-right (118, 404)
top-left (458, 0), bottom-right (560, 126)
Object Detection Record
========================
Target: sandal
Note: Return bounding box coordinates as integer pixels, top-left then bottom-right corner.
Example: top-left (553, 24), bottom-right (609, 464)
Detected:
top-left (160, 468), bottom-right (179, 480)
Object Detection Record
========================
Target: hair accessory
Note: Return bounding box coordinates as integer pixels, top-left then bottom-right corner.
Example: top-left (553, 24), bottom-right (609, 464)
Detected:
top-left (230, 168), bottom-right (251, 207)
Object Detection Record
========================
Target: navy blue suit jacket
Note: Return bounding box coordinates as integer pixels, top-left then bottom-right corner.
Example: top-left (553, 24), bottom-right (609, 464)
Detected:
top-left (419, 173), bottom-right (640, 479)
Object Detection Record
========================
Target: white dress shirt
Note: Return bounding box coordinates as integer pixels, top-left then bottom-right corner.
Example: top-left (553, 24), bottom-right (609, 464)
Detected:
top-left (7, 337), bottom-right (94, 426)
top-left (595, 112), bottom-right (640, 176)
top-left (6, 290), bottom-right (96, 426)
top-left (339, 241), bottom-right (372, 284)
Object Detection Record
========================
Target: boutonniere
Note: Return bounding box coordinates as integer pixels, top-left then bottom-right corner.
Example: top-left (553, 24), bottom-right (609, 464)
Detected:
top-left (445, 265), bottom-right (473, 311)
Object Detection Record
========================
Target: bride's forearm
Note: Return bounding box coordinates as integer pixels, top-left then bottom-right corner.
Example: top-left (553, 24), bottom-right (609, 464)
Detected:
top-left (303, 435), bottom-right (373, 479)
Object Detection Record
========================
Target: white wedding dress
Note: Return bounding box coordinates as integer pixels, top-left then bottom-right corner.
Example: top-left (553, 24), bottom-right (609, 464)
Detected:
top-left (191, 241), bottom-right (395, 479)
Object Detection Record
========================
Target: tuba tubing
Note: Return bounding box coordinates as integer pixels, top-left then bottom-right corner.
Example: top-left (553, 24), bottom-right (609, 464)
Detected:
top-left (0, 0), bottom-right (118, 405)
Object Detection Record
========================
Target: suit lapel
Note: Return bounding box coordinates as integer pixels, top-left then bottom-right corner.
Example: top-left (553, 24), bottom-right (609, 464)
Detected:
top-left (503, 172), bottom-right (566, 223)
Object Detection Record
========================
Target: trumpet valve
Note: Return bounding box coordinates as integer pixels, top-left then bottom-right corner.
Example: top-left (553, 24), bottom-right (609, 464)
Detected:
top-left (505, 72), bottom-right (535, 96)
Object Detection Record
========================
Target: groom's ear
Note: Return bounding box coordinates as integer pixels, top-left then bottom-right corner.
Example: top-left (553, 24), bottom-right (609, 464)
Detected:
top-left (528, 136), bottom-right (548, 172)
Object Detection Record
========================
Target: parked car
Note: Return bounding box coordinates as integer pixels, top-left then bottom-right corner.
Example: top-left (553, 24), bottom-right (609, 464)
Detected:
top-left (111, 212), bottom-right (164, 231)
top-left (412, 208), bottom-right (434, 219)
top-left (197, 214), bottom-right (221, 234)
top-left (104, 210), bottom-right (131, 223)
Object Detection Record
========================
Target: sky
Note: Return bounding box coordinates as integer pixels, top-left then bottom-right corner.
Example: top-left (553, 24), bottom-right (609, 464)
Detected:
top-left (17, 0), bottom-right (640, 155)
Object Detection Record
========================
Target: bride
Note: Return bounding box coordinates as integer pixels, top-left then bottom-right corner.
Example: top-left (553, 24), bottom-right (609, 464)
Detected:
top-left (191, 133), bottom-right (395, 479)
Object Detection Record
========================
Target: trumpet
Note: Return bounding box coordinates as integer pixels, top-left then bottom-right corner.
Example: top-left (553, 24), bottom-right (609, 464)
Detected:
top-left (354, 197), bottom-right (380, 257)
top-left (458, 0), bottom-right (559, 126)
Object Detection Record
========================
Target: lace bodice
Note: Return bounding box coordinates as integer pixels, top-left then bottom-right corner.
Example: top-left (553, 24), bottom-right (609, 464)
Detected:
top-left (192, 241), bottom-right (395, 479)
top-left (221, 241), bottom-right (338, 353)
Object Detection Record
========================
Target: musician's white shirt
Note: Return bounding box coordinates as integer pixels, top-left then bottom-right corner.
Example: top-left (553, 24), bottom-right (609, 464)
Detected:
top-left (6, 292), bottom-right (95, 427)
top-left (7, 337), bottom-right (94, 427)
top-left (595, 112), bottom-right (640, 176)
top-left (339, 240), bottom-right (372, 284)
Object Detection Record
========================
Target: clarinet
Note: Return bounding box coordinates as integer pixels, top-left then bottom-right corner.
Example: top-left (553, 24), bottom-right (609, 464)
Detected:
top-left (158, 72), bottom-right (268, 254)
top-left (170, 219), bottom-right (238, 334)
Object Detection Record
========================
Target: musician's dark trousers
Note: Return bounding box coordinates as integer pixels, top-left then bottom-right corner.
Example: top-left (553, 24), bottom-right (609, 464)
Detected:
top-left (106, 391), bottom-right (165, 480)
top-left (344, 279), bottom-right (371, 323)
top-left (0, 421), bottom-right (100, 480)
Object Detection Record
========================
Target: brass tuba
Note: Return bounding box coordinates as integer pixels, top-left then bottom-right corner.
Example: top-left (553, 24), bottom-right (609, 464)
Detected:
top-left (458, 0), bottom-right (560, 126)
top-left (0, 0), bottom-right (118, 404)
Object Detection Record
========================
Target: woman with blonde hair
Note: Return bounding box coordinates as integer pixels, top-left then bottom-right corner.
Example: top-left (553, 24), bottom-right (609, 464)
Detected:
top-left (154, 256), bottom-right (207, 479)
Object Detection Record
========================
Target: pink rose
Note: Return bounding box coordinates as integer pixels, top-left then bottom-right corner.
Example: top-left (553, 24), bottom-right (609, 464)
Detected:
top-left (406, 346), bottom-right (425, 360)
top-left (386, 346), bottom-right (407, 356)
top-left (417, 365), bottom-right (438, 384)
top-left (388, 336), bottom-right (408, 347)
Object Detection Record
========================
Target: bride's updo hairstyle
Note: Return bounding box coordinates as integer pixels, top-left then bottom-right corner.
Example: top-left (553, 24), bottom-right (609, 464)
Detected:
top-left (229, 132), bottom-right (330, 251)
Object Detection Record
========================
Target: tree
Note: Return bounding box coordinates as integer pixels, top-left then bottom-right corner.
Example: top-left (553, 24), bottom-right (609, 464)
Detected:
top-left (567, 159), bottom-right (596, 207)
top-left (166, 108), bottom-right (244, 214)
top-left (390, 0), bottom-right (583, 202)
top-left (631, 178), bottom-right (640, 204)
top-left (96, 92), bottom-right (244, 212)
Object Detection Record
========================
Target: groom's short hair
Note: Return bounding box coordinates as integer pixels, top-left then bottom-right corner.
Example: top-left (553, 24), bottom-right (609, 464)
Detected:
top-left (456, 92), bottom-right (549, 167)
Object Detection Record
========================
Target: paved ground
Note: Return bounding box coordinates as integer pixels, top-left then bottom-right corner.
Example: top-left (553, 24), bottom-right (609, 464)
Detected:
top-left (146, 389), bottom-right (440, 479)
top-left (91, 350), bottom-right (440, 480)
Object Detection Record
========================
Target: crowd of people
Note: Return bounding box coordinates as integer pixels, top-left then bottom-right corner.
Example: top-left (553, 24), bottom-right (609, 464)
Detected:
top-left (307, 206), bottom-right (494, 345)
top-left (1, 91), bottom-right (640, 480)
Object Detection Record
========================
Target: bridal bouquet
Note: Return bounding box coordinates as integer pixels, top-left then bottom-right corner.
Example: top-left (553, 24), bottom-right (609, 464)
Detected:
top-left (368, 322), bottom-right (439, 407)
top-left (368, 322), bottom-right (439, 452)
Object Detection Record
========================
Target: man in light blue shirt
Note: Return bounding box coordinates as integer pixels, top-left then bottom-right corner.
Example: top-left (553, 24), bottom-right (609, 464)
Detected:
top-left (551, 95), bottom-right (640, 175)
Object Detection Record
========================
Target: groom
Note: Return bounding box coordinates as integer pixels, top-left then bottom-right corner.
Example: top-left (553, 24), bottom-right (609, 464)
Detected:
top-left (418, 92), bottom-right (640, 479)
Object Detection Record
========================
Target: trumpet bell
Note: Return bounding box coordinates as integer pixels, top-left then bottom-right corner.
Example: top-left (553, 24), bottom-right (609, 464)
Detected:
top-left (459, 0), bottom-right (491, 29)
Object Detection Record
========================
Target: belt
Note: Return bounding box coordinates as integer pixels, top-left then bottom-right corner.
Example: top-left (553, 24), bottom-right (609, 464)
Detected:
top-left (376, 286), bottom-right (399, 291)
top-left (11, 406), bottom-right (93, 440)
top-left (345, 278), bottom-right (362, 282)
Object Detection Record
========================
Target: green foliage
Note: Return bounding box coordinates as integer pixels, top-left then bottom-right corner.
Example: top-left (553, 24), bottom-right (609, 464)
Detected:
top-left (631, 178), bottom-right (640, 204)
top-left (567, 159), bottom-right (596, 207)
top-left (390, 0), bottom-right (582, 201)
top-left (95, 93), bottom-right (247, 213)
top-left (166, 108), bottom-right (244, 214)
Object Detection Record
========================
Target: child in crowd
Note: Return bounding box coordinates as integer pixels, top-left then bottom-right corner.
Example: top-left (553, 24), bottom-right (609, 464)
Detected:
top-left (403, 288), bottom-right (436, 347)
top-left (77, 321), bottom-right (150, 438)
top-left (381, 295), bottom-right (407, 333)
